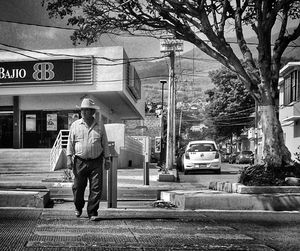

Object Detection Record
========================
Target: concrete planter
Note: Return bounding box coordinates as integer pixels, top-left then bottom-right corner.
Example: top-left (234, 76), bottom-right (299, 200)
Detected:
top-left (158, 170), bottom-right (176, 182)
top-left (208, 181), bottom-right (300, 194)
top-left (160, 182), bottom-right (300, 211)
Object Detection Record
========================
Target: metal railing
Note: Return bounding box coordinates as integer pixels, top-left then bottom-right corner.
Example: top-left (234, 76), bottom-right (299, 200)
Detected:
top-left (124, 135), bottom-right (143, 155)
top-left (50, 130), bottom-right (70, 171)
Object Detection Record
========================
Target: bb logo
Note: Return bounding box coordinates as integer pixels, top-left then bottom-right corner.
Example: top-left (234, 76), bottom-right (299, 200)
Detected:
top-left (32, 62), bottom-right (55, 81)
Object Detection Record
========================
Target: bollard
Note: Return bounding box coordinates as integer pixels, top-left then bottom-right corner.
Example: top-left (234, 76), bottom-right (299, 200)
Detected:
top-left (143, 162), bottom-right (149, 185)
top-left (107, 156), bottom-right (117, 208)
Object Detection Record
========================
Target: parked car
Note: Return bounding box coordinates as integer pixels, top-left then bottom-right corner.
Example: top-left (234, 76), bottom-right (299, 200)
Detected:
top-left (221, 152), bottom-right (231, 162)
top-left (236, 151), bottom-right (254, 164)
top-left (228, 152), bottom-right (240, 164)
top-left (181, 140), bottom-right (221, 174)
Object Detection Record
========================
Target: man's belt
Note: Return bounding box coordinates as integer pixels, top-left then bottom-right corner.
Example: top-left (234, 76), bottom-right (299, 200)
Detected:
top-left (75, 155), bottom-right (101, 162)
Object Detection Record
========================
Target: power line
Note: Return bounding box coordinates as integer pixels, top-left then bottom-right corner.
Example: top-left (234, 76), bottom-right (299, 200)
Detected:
top-left (208, 107), bottom-right (255, 117)
top-left (0, 19), bottom-right (75, 30)
top-left (0, 42), bottom-right (223, 69)
top-left (213, 115), bottom-right (255, 121)
top-left (0, 43), bottom-right (166, 64)
top-left (0, 18), bottom-right (300, 48)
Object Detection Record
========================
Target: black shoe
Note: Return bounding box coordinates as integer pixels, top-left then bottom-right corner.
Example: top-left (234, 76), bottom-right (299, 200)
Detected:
top-left (75, 209), bottom-right (82, 218)
top-left (88, 213), bottom-right (98, 221)
top-left (89, 215), bottom-right (98, 221)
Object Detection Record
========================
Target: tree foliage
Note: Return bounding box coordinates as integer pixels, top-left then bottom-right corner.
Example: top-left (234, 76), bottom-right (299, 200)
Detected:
top-left (205, 66), bottom-right (255, 141)
top-left (43, 0), bottom-right (300, 169)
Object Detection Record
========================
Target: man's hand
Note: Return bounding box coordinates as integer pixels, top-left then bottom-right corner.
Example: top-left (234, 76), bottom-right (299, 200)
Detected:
top-left (67, 155), bottom-right (73, 170)
top-left (63, 169), bottom-right (74, 181)
top-left (104, 158), bottom-right (111, 170)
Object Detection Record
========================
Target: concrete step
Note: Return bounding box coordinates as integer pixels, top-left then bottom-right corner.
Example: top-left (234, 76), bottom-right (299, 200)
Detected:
top-left (0, 149), bottom-right (51, 172)
top-left (0, 167), bottom-right (50, 172)
top-left (48, 183), bottom-right (159, 201)
top-left (0, 163), bottom-right (50, 168)
top-left (0, 190), bottom-right (50, 208)
top-left (161, 190), bottom-right (300, 211)
top-left (0, 148), bottom-right (51, 159)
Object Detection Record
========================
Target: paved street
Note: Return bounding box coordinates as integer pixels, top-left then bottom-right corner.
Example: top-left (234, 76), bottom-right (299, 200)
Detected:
top-left (179, 163), bottom-right (244, 187)
top-left (1, 208), bottom-right (299, 251)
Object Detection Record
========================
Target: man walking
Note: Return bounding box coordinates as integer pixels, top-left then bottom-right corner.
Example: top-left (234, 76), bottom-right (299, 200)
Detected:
top-left (66, 97), bottom-right (110, 220)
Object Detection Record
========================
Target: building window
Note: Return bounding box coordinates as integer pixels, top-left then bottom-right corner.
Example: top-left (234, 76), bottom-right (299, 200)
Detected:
top-left (284, 70), bottom-right (299, 105)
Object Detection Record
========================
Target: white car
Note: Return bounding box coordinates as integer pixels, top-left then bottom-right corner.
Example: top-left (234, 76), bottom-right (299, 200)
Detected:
top-left (181, 140), bottom-right (221, 174)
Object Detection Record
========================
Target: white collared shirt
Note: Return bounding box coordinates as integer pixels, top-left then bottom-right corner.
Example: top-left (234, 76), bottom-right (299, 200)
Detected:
top-left (66, 118), bottom-right (109, 159)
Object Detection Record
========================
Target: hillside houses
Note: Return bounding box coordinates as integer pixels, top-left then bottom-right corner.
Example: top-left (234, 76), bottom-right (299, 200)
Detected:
top-left (228, 62), bottom-right (300, 162)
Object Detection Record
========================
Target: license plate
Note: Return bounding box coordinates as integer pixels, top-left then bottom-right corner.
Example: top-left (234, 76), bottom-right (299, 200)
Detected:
top-left (194, 164), bottom-right (206, 168)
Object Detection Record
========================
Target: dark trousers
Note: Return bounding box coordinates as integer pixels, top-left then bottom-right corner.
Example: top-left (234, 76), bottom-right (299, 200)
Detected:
top-left (72, 156), bottom-right (103, 217)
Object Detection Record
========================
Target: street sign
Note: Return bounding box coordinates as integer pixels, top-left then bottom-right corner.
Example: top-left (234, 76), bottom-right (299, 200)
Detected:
top-left (155, 136), bottom-right (161, 153)
top-left (160, 38), bottom-right (183, 52)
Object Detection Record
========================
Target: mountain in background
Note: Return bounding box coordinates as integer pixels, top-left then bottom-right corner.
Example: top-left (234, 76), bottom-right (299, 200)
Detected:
top-left (135, 33), bottom-right (300, 105)
top-left (134, 48), bottom-right (222, 104)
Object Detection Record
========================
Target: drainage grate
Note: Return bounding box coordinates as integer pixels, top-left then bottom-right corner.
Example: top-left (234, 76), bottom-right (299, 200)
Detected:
top-left (26, 241), bottom-right (274, 250)
top-left (0, 209), bottom-right (41, 251)
top-left (22, 216), bottom-right (275, 251)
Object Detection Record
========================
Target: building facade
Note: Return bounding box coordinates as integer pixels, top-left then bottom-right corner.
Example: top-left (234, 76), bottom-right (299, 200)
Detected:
top-left (0, 46), bottom-right (144, 149)
top-left (279, 62), bottom-right (300, 160)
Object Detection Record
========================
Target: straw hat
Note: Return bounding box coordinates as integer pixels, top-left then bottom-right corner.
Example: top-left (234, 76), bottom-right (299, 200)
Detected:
top-left (79, 98), bottom-right (99, 110)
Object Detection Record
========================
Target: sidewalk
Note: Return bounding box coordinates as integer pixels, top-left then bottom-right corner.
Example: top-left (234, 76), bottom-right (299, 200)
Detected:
top-left (1, 166), bottom-right (300, 250)
top-left (1, 207), bottom-right (299, 251)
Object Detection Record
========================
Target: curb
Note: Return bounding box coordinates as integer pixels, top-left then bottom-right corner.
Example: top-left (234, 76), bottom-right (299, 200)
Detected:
top-left (161, 189), bottom-right (300, 211)
top-left (209, 181), bottom-right (300, 194)
top-left (1, 207), bottom-right (300, 223)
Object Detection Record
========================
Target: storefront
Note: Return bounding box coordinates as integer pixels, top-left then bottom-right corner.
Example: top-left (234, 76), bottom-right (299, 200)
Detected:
top-left (0, 106), bottom-right (13, 148)
top-left (0, 46), bottom-right (144, 148)
top-left (21, 110), bottom-right (80, 148)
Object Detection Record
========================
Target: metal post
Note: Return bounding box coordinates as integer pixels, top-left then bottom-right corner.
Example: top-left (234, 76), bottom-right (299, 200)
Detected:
top-left (254, 100), bottom-right (258, 164)
top-left (143, 161), bottom-right (149, 185)
top-left (178, 109), bottom-right (183, 149)
top-left (173, 75), bottom-right (176, 164)
top-left (160, 80), bottom-right (166, 164)
top-left (107, 157), bottom-right (117, 208)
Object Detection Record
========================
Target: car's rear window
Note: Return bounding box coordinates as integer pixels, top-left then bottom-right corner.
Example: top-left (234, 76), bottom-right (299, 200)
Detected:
top-left (188, 143), bottom-right (216, 152)
top-left (242, 151), bottom-right (253, 155)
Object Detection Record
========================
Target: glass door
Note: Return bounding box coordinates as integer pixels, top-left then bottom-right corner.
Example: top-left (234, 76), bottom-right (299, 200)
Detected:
top-left (0, 113), bottom-right (13, 148)
top-left (22, 111), bottom-right (43, 148)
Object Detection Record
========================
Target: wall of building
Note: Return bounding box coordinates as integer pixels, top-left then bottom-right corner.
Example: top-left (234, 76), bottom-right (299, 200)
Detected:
top-left (0, 96), bottom-right (13, 106)
top-left (0, 46), bottom-right (145, 148)
top-left (125, 114), bottom-right (161, 161)
top-left (105, 123), bottom-right (144, 168)
top-left (0, 47), bottom-right (144, 119)
top-left (279, 63), bottom-right (300, 160)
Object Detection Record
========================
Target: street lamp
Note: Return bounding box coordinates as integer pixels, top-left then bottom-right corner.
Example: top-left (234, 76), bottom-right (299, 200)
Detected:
top-left (160, 80), bottom-right (167, 165)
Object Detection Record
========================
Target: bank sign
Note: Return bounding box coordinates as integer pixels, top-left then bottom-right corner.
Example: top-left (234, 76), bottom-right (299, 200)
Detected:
top-left (0, 59), bottom-right (73, 84)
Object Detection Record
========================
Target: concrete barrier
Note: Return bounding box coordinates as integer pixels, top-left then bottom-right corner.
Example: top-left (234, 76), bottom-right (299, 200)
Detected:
top-left (209, 181), bottom-right (300, 194)
top-left (0, 190), bottom-right (50, 208)
top-left (161, 190), bottom-right (300, 211)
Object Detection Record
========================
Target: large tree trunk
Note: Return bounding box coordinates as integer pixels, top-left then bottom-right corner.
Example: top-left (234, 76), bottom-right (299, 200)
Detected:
top-left (259, 104), bottom-right (291, 169)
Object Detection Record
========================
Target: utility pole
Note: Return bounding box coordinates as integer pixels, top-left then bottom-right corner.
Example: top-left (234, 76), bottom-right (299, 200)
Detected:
top-left (166, 50), bottom-right (175, 172)
top-left (160, 36), bottom-right (183, 177)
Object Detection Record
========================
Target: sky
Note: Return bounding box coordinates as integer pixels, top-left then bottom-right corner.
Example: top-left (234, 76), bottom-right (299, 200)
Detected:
top-left (0, 0), bottom-right (297, 60)
top-left (0, 0), bottom-right (162, 58)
